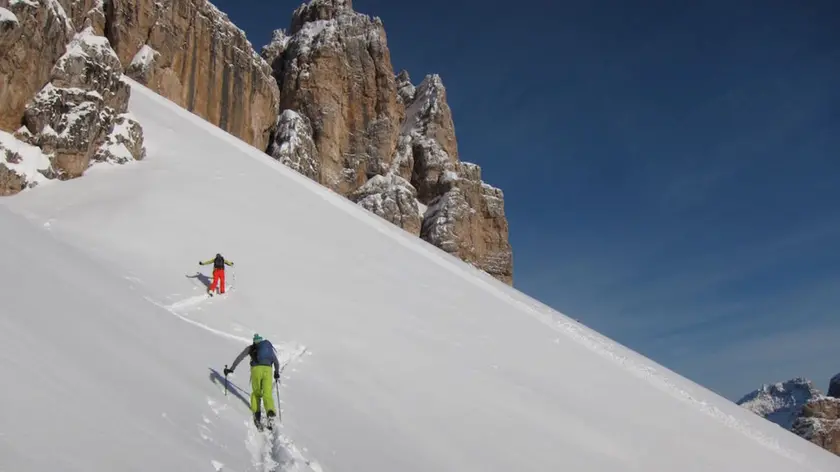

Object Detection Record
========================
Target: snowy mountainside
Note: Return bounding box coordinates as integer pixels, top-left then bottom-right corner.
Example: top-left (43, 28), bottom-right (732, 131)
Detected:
top-left (1, 78), bottom-right (839, 471)
top-left (737, 378), bottom-right (823, 429)
top-left (0, 203), bottom-right (308, 471)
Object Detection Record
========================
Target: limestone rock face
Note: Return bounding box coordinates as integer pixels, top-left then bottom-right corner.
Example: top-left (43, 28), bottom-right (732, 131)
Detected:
top-left (349, 173), bottom-right (422, 235)
top-left (58, 0), bottom-right (106, 35)
top-left (105, 0), bottom-right (280, 150)
top-left (0, 0), bottom-right (74, 132)
top-left (791, 397), bottom-right (840, 456)
top-left (263, 1), bottom-right (514, 284)
top-left (400, 73), bottom-right (513, 283)
top-left (273, 0), bottom-right (402, 194)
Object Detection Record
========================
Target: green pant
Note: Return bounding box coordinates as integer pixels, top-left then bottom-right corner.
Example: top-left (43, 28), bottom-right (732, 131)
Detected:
top-left (250, 365), bottom-right (275, 414)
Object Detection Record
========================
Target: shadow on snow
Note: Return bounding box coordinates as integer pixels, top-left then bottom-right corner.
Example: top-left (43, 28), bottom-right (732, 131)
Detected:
top-left (209, 367), bottom-right (251, 410)
top-left (187, 272), bottom-right (212, 289)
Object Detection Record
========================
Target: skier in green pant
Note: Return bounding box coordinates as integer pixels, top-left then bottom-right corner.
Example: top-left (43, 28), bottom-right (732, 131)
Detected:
top-left (224, 334), bottom-right (280, 430)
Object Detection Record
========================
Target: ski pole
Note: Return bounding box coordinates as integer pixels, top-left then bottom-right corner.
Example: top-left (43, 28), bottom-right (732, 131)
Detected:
top-left (275, 379), bottom-right (281, 421)
top-left (224, 365), bottom-right (229, 397)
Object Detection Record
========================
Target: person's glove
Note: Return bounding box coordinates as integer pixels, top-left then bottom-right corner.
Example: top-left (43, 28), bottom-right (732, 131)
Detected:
top-left (224, 367), bottom-right (233, 376)
top-left (274, 371), bottom-right (280, 380)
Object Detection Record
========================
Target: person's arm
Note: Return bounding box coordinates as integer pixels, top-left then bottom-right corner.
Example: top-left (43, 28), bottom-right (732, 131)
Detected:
top-left (199, 258), bottom-right (214, 265)
top-left (272, 349), bottom-right (280, 378)
top-left (229, 345), bottom-right (252, 372)
top-left (225, 259), bottom-right (234, 266)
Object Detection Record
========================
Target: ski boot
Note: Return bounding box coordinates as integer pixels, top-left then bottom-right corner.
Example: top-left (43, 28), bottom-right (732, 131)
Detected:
top-left (265, 410), bottom-right (276, 431)
top-left (253, 410), bottom-right (263, 431)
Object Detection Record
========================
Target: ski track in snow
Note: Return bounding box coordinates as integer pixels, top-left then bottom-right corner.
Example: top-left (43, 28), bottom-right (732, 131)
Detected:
top-left (246, 420), bottom-right (324, 472)
top-left (2, 76), bottom-right (835, 471)
top-left (131, 78), bottom-right (810, 465)
top-left (157, 81), bottom-right (804, 464)
top-left (146, 288), bottom-right (316, 470)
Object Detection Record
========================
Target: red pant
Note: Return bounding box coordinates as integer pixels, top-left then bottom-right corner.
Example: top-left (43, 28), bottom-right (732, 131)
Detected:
top-left (209, 268), bottom-right (225, 294)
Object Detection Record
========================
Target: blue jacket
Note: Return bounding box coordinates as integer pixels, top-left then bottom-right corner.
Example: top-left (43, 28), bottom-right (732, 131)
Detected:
top-left (230, 340), bottom-right (278, 374)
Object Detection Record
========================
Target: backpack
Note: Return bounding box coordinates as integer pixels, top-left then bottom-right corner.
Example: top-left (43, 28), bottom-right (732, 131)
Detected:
top-left (213, 254), bottom-right (225, 269)
top-left (251, 340), bottom-right (275, 366)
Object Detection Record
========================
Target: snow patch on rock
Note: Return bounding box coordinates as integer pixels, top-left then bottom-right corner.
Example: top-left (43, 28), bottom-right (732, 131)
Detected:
top-left (737, 378), bottom-right (822, 430)
top-left (396, 70), bottom-right (416, 105)
top-left (0, 6), bottom-right (18, 24)
top-left (43, 0), bottom-right (74, 37)
top-left (349, 174), bottom-right (422, 235)
top-left (268, 109), bottom-right (319, 181)
top-left (0, 130), bottom-right (54, 194)
top-left (93, 113), bottom-right (146, 165)
top-left (128, 45), bottom-right (159, 75)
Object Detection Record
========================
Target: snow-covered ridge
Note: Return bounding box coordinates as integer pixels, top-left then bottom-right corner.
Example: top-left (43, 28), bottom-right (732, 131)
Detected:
top-left (737, 378), bottom-right (822, 429)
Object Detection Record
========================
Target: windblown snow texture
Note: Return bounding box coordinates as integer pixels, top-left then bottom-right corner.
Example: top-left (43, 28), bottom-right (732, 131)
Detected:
top-left (1, 78), bottom-right (838, 471)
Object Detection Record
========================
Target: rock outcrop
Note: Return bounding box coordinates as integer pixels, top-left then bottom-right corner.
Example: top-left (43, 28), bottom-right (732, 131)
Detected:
top-left (1, 0), bottom-right (515, 282)
top-left (105, 0), bottom-right (280, 150)
top-left (21, 25), bottom-right (143, 178)
top-left (262, 0), bottom-right (514, 283)
top-left (0, 129), bottom-right (54, 195)
top-left (349, 173), bottom-right (421, 235)
top-left (0, 0), bottom-right (74, 132)
top-left (0, 1), bottom-right (144, 194)
top-left (396, 73), bottom-right (513, 283)
top-left (829, 373), bottom-right (840, 398)
top-left (791, 396), bottom-right (840, 456)
top-left (736, 378), bottom-right (822, 429)
top-left (267, 0), bottom-right (402, 195)
top-left (739, 374), bottom-right (840, 458)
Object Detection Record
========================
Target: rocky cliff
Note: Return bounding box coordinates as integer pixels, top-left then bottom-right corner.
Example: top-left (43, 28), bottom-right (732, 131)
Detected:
top-left (106, 0), bottom-right (279, 150)
top-left (739, 374), bottom-right (840, 458)
top-left (262, 0), bottom-right (514, 283)
top-left (0, 0), bottom-right (514, 283)
top-left (0, 0), bottom-right (145, 194)
top-left (792, 396), bottom-right (840, 456)
top-left (829, 373), bottom-right (840, 398)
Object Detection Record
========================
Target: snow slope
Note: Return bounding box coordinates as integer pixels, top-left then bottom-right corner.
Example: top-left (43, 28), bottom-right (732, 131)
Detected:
top-left (2, 77), bottom-right (839, 471)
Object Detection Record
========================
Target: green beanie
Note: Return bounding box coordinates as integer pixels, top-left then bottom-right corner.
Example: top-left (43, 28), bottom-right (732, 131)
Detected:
top-left (253, 333), bottom-right (263, 343)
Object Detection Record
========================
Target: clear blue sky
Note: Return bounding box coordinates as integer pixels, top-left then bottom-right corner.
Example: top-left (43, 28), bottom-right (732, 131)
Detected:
top-left (212, 0), bottom-right (840, 401)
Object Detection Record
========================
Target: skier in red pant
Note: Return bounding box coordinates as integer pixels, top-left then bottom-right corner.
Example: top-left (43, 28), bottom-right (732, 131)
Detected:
top-left (199, 253), bottom-right (234, 295)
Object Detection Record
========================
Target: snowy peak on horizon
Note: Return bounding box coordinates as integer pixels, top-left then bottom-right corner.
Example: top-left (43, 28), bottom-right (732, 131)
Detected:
top-left (737, 378), bottom-right (823, 429)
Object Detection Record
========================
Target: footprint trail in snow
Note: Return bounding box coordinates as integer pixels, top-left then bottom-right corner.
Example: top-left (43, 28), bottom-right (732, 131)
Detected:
top-left (246, 421), bottom-right (323, 472)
